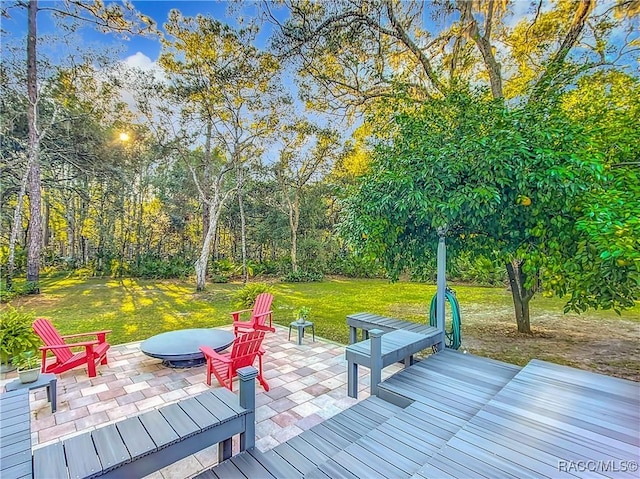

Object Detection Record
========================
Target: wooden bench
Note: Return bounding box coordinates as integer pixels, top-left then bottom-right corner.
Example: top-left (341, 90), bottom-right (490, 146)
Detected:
top-left (346, 328), bottom-right (441, 399)
top-left (347, 312), bottom-right (440, 344)
top-left (1, 389), bottom-right (32, 479)
top-left (32, 366), bottom-right (259, 479)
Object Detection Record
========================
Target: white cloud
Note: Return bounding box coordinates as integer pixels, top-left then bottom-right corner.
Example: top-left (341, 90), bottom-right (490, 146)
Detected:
top-left (123, 51), bottom-right (157, 71)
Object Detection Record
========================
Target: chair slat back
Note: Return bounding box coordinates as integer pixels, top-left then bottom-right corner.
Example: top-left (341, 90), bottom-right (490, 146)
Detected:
top-left (33, 318), bottom-right (73, 363)
top-left (251, 293), bottom-right (273, 327)
top-left (230, 331), bottom-right (265, 371)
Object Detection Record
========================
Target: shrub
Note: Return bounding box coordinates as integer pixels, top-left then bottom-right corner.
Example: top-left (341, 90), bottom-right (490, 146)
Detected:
top-left (281, 270), bottom-right (324, 283)
top-left (232, 283), bottom-right (272, 309)
top-left (0, 306), bottom-right (40, 364)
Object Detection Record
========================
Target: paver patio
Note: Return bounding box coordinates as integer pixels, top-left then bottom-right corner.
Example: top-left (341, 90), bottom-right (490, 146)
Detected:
top-left (0, 325), bottom-right (402, 479)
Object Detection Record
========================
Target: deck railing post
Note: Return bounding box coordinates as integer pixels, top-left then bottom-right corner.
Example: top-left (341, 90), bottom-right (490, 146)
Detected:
top-left (237, 366), bottom-right (257, 452)
top-left (370, 329), bottom-right (383, 396)
top-left (436, 227), bottom-right (448, 350)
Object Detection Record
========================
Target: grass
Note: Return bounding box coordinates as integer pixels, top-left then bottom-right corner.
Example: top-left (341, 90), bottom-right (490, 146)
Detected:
top-left (5, 276), bottom-right (639, 380)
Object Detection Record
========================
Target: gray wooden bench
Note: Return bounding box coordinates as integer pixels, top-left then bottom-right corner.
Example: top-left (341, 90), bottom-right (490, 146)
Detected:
top-left (346, 328), bottom-right (441, 399)
top-left (1, 389), bottom-right (32, 479)
top-left (347, 312), bottom-right (441, 344)
top-left (32, 366), bottom-right (258, 479)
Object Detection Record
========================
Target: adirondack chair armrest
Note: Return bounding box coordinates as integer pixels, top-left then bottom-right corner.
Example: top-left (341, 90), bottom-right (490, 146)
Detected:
top-left (200, 346), bottom-right (231, 363)
top-left (253, 310), bottom-right (274, 330)
top-left (40, 340), bottom-right (99, 350)
top-left (230, 309), bottom-right (252, 322)
top-left (60, 330), bottom-right (112, 341)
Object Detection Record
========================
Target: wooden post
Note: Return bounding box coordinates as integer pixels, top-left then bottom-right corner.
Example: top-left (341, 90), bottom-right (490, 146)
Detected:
top-left (237, 366), bottom-right (257, 452)
top-left (370, 329), bottom-right (383, 397)
top-left (436, 228), bottom-right (447, 350)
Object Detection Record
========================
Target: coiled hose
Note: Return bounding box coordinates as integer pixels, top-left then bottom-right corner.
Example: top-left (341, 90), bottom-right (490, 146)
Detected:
top-left (429, 288), bottom-right (462, 350)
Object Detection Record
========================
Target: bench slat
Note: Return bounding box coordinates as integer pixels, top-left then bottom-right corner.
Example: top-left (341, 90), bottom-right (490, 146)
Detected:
top-left (138, 410), bottom-right (180, 448)
top-left (92, 424), bottom-right (131, 471)
top-left (179, 396), bottom-right (218, 430)
top-left (198, 390), bottom-right (243, 422)
top-left (33, 442), bottom-right (67, 479)
top-left (64, 434), bottom-right (102, 479)
top-left (116, 417), bottom-right (157, 459)
top-left (160, 403), bottom-right (199, 438)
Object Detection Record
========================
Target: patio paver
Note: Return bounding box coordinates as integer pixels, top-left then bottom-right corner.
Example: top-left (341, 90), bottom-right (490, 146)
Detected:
top-left (1, 325), bottom-right (401, 479)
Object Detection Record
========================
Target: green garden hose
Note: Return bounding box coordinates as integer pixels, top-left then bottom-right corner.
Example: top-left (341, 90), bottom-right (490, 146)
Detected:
top-left (429, 288), bottom-right (462, 350)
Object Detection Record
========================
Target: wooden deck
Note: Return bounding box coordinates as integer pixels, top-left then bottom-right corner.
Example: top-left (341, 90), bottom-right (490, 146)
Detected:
top-left (201, 349), bottom-right (640, 479)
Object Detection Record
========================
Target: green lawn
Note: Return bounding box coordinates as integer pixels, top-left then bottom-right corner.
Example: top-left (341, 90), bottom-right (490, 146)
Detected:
top-left (8, 276), bottom-right (638, 347)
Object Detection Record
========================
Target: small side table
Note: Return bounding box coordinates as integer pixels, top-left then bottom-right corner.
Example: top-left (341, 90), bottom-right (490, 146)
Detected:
top-left (5, 372), bottom-right (57, 413)
top-left (288, 321), bottom-right (315, 345)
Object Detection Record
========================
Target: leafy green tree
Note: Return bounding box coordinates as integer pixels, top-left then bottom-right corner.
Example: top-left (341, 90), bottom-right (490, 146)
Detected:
top-left (159, 11), bottom-right (286, 290)
top-left (341, 88), bottom-right (636, 333)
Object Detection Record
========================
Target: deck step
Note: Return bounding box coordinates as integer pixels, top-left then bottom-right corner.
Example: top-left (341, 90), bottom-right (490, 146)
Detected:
top-left (196, 396), bottom-right (404, 479)
top-left (413, 359), bottom-right (640, 479)
top-left (304, 350), bottom-right (521, 478)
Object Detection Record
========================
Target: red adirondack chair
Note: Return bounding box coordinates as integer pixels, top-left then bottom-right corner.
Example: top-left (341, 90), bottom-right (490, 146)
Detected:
top-left (33, 318), bottom-right (111, 378)
top-left (200, 330), bottom-right (269, 391)
top-left (231, 292), bottom-right (275, 336)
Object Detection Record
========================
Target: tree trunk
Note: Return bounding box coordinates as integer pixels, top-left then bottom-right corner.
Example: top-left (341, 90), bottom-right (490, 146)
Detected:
top-left (26, 0), bottom-right (41, 292)
top-left (236, 163), bottom-right (248, 283)
top-left (6, 165), bottom-right (31, 290)
top-left (288, 194), bottom-right (300, 273)
top-left (505, 260), bottom-right (535, 334)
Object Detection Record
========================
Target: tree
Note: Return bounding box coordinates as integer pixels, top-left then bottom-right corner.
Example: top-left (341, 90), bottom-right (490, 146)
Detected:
top-left (340, 88), bottom-right (636, 333)
top-left (3, 0), bottom-right (152, 292)
top-left (159, 11), bottom-right (286, 290)
top-left (272, 120), bottom-right (341, 272)
top-left (270, 0), bottom-right (639, 329)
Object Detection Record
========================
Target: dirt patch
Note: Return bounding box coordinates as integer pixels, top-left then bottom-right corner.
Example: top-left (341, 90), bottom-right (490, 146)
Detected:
top-left (461, 312), bottom-right (640, 382)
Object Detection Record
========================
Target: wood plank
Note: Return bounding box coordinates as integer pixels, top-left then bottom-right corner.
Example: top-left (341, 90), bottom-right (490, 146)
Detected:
top-left (306, 423), bottom-right (352, 450)
top-left (330, 450), bottom-right (387, 479)
top-left (210, 388), bottom-right (245, 416)
top-left (229, 451), bottom-right (276, 478)
top-left (247, 448), bottom-right (302, 478)
top-left (92, 424), bottom-right (131, 471)
top-left (179, 397), bottom-right (218, 431)
top-left (209, 458), bottom-right (244, 478)
top-left (116, 417), bottom-right (157, 459)
top-left (197, 391), bottom-right (240, 422)
top-left (286, 436), bottom-right (331, 466)
top-left (316, 459), bottom-right (360, 479)
top-left (33, 442), bottom-right (68, 479)
top-left (159, 403), bottom-right (199, 438)
top-left (64, 434), bottom-right (102, 479)
top-left (344, 444), bottom-right (408, 478)
top-left (138, 410), bottom-right (180, 448)
top-left (352, 437), bottom-right (420, 474)
top-left (273, 442), bottom-right (316, 474)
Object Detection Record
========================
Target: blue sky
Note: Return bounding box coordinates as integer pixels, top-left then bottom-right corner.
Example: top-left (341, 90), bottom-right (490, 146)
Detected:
top-left (2, 1), bottom-right (274, 65)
